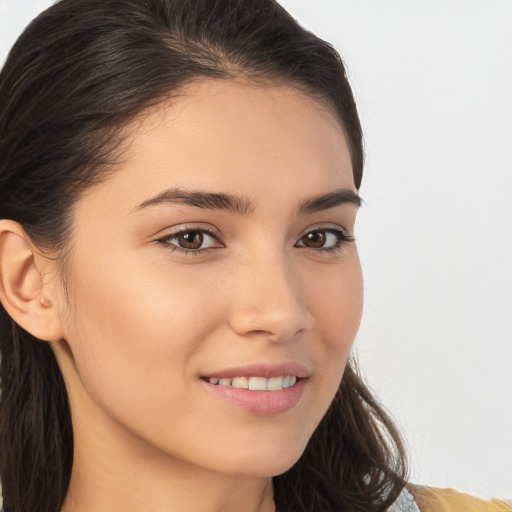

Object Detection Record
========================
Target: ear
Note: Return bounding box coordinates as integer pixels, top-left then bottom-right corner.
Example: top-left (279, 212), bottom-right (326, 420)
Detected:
top-left (0, 220), bottom-right (65, 342)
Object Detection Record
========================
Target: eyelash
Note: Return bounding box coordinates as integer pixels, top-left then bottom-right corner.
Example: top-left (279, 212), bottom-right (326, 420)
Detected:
top-left (295, 228), bottom-right (355, 254)
top-left (155, 225), bottom-right (355, 256)
top-left (155, 226), bottom-right (222, 256)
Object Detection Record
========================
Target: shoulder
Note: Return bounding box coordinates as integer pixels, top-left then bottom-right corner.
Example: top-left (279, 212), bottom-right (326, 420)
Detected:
top-left (388, 487), bottom-right (421, 512)
top-left (407, 484), bottom-right (512, 512)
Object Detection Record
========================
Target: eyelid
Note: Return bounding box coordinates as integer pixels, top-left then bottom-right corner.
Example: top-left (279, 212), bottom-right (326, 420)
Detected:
top-left (155, 225), bottom-right (224, 254)
top-left (298, 223), bottom-right (354, 239)
top-left (295, 225), bottom-right (355, 251)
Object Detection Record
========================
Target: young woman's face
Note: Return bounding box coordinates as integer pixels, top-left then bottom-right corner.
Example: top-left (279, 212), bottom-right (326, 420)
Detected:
top-left (53, 80), bottom-right (363, 478)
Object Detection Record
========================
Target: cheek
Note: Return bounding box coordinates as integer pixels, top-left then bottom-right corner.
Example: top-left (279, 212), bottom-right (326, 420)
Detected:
top-left (308, 255), bottom-right (363, 352)
top-left (305, 254), bottom-right (363, 407)
top-left (298, 252), bottom-right (363, 396)
top-left (60, 253), bottom-right (225, 415)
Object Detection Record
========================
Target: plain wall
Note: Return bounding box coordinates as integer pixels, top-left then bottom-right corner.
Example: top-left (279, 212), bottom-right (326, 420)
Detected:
top-left (1, 0), bottom-right (511, 499)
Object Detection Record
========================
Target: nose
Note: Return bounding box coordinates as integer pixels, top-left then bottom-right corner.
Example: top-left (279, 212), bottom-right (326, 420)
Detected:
top-left (227, 251), bottom-right (314, 343)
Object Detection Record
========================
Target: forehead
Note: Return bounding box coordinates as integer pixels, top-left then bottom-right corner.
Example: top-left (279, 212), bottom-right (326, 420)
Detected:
top-left (81, 80), bottom-right (355, 214)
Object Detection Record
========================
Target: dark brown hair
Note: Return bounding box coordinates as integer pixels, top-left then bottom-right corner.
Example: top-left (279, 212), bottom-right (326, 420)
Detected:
top-left (0, 1), bottom-right (407, 511)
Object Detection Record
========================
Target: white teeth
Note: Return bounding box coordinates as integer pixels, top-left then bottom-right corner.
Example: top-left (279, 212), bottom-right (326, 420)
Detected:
top-left (248, 376), bottom-right (267, 391)
top-left (231, 376), bottom-right (249, 389)
top-left (208, 375), bottom-right (298, 391)
top-left (267, 376), bottom-right (283, 391)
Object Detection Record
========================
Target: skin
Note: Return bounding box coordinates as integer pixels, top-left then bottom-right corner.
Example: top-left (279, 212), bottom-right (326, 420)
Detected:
top-left (0, 80), bottom-right (363, 512)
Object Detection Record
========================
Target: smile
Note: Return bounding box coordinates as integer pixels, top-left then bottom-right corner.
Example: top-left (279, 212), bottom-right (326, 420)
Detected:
top-left (201, 375), bottom-right (307, 415)
top-left (207, 375), bottom-right (298, 391)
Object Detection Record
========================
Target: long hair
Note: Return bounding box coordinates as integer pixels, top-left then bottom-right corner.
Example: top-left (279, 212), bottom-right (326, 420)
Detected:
top-left (0, 1), bottom-right (407, 511)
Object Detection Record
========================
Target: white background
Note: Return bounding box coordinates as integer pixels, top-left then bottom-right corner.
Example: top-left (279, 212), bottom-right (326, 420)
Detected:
top-left (1, 0), bottom-right (511, 500)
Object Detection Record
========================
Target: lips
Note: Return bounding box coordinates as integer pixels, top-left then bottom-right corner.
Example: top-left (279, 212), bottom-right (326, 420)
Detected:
top-left (200, 362), bottom-right (309, 415)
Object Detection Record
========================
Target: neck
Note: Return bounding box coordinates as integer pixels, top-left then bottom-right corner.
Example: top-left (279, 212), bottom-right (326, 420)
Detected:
top-left (64, 467), bottom-right (275, 512)
top-left (61, 401), bottom-right (276, 512)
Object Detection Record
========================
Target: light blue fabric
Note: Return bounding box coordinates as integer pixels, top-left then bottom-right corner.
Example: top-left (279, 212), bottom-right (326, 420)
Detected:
top-left (388, 488), bottom-right (421, 512)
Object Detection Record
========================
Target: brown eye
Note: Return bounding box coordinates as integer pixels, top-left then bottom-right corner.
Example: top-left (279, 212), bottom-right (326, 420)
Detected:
top-left (177, 231), bottom-right (204, 250)
top-left (158, 228), bottom-right (222, 253)
top-left (296, 228), bottom-right (352, 251)
top-left (301, 231), bottom-right (326, 248)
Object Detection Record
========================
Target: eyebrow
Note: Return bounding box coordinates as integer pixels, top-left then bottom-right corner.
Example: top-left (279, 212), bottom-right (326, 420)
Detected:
top-left (133, 187), bottom-right (361, 215)
top-left (298, 188), bottom-right (361, 214)
top-left (134, 188), bottom-right (254, 215)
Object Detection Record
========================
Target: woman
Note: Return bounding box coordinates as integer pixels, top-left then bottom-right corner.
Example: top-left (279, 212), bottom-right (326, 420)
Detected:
top-left (0, 1), bottom-right (509, 511)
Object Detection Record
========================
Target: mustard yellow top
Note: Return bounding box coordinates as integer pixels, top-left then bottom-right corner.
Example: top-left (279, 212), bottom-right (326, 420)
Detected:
top-left (410, 485), bottom-right (512, 512)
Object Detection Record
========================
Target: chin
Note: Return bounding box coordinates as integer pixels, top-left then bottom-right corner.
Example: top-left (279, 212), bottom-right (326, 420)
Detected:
top-left (212, 436), bottom-right (310, 479)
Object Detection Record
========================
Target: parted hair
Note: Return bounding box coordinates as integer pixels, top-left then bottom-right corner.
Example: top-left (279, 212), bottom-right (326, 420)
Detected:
top-left (0, 1), bottom-right (408, 511)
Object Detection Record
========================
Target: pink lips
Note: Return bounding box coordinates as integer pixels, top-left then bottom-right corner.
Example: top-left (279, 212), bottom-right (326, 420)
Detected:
top-left (200, 362), bottom-right (309, 416)
top-left (202, 362), bottom-right (309, 380)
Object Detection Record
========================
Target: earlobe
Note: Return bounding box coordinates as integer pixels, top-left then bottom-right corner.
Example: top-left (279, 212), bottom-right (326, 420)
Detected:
top-left (0, 219), bottom-right (64, 342)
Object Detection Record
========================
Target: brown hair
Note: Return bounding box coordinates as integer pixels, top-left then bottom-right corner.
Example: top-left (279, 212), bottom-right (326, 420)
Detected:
top-left (0, 1), bottom-right (407, 511)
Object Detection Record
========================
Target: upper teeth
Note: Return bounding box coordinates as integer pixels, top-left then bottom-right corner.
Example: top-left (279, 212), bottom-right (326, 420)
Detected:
top-left (208, 375), bottom-right (297, 390)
